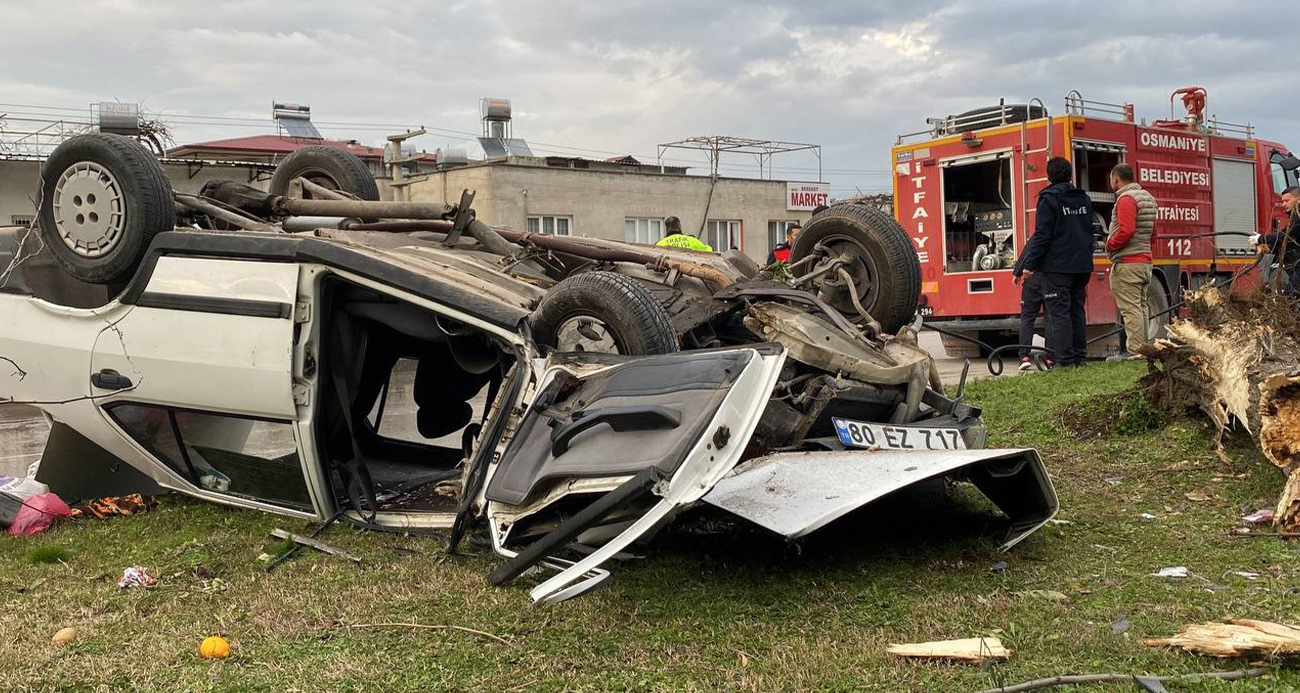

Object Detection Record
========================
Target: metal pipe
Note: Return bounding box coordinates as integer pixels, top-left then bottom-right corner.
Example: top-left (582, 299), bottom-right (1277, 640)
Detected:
top-left (344, 220), bottom-right (454, 232)
top-left (282, 216), bottom-right (357, 232)
top-left (274, 197), bottom-right (456, 220)
top-left (486, 226), bottom-right (734, 288)
top-left (297, 178), bottom-right (355, 201)
top-left (174, 193), bottom-right (277, 232)
top-left (340, 219), bottom-right (734, 287)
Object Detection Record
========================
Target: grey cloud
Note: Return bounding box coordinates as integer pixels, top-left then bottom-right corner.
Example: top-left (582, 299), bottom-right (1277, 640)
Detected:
top-left (0, 0), bottom-right (1295, 193)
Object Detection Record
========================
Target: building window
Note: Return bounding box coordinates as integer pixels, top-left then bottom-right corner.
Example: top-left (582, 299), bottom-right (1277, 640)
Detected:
top-left (705, 220), bottom-right (742, 251)
top-left (526, 215), bottom-right (572, 235)
top-left (10, 215), bottom-right (33, 228)
top-left (624, 217), bottom-right (664, 245)
top-left (768, 220), bottom-right (798, 249)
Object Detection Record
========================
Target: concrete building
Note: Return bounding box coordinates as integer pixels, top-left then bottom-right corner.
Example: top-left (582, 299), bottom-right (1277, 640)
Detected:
top-left (392, 155), bottom-right (827, 262)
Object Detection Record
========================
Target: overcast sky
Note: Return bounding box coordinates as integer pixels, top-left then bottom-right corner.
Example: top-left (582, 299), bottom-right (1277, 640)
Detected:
top-left (1, 0), bottom-right (1294, 196)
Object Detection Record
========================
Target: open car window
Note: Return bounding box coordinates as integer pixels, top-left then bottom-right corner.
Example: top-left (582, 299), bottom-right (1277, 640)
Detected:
top-left (106, 403), bottom-right (314, 512)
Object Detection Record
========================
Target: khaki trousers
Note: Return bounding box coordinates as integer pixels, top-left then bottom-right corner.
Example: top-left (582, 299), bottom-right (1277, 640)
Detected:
top-left (1110, 262), bottom-right (1152, 353)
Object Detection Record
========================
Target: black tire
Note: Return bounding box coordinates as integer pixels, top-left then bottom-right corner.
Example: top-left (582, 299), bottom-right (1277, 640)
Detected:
top-left (269, 145), bottom-right (379, 201)
top-left (944, 105), bottom-right (1046, 134)
top-left (37, 133), bottom-right (174, 285)
top-left (530, 271), bottom-right (678, 355)
top-left (790, 204), bottom-right (921, 335)
top-left (1146, 279), bottom-right (1171, 341)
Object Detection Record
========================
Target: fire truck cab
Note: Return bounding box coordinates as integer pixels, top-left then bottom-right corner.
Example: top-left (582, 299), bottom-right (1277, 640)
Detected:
top-left (892, 87), bottom-right (1298, 358)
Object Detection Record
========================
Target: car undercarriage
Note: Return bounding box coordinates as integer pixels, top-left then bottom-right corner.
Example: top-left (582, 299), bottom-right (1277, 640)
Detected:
top-left (0, 134), bottom-right (1058, 601)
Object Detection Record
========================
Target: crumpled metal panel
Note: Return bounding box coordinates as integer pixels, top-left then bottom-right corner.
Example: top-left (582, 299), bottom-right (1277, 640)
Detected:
top-left (701, 448), bottom-right (1057, 549)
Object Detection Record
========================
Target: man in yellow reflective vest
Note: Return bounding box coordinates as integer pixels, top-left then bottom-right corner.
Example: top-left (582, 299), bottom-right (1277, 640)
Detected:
top-left (655, 216), bottom-right (713, 252)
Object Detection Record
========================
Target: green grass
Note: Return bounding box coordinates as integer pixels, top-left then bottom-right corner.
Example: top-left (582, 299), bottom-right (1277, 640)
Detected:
top-left (24, 545), bottom-right (72, 565)
top-left (2, 362), bottom-right (1298, 692)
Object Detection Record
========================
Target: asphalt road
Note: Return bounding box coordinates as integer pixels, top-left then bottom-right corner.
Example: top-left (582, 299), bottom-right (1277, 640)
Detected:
top-left (0, 331), bottom-right (1027, 480)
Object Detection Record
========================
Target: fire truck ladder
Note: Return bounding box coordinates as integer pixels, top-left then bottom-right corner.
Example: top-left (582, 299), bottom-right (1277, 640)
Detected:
top-left (1020, 98), bottom-right (1051, 236)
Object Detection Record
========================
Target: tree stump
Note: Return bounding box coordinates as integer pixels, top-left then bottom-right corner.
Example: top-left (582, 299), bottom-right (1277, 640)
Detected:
top-left (1143, 287), bottom-right (1300, 529)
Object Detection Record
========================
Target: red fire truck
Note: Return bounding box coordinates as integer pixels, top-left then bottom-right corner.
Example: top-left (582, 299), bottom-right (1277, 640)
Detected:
top-left (892, 87), bottom-right (1298, 357)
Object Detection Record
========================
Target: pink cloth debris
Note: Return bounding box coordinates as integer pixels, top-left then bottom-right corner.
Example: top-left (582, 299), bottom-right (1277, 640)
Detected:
top-left (6, 493), bottom-right (71, 536)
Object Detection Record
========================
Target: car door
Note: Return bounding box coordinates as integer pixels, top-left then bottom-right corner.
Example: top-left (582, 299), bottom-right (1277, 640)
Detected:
top-left (88, 255), bottom-right (321, 518)
top-left (481, 344), bottom-right (786, 603)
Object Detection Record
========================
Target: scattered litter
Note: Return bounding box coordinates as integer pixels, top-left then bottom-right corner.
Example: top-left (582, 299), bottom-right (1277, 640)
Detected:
top-left (1143, 619), bottom-right (1300, 658)
top-left (1047, 518), bottom-right (1072, 525)
top-left (199, 636), bottom-right (230, 660)
top-left (117, 566), bottom-right (157, 589)
top-left (0, 476), bottom-right (49, 499)
top-left (886, 636), bottom-right (1010, 663)
top-left (69, 494), bottom-right (157, 520)
top-left (1232, 571), bottom-right (1261, 581)
top-left (200, 578), bottom-right (229, 593)
top-left (3, 492), bottom-right (72, 536)
top-left (1139, 513), bottom-right (1158, 520)
top-left (1242, 509), bottom-right (1275, 525)
top-left (1105, 476), bottom-right (1125, 486)
top-left (1185, 491), bottom-right (1211, 502)
top-left (1150, 566), bottom-right (1190, 578)
top-left (51, 627), bottom-right (77, 645)
top-left (1014, 589), bottom-right (1069, 603)
top-left (990, 560), bottom-right (1008, 573)
top-left (1111, 618), bottom-right (1132, 635)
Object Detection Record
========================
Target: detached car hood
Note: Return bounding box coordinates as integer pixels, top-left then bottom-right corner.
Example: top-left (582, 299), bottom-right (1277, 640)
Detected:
top-left (702, 448), bottom-right (1058, 550)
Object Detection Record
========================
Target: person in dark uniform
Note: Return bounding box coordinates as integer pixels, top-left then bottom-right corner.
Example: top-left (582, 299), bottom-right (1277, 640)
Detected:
top-left (1013, 157), bottom-right (1096, 368)
top-left (1015, 271), bottom-right (1047, 370)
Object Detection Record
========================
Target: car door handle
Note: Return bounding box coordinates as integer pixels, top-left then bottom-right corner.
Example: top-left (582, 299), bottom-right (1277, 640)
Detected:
top-left (91, 369), bottom-right (133, 390)
top-left (549, 405), bottom-right (682, 457)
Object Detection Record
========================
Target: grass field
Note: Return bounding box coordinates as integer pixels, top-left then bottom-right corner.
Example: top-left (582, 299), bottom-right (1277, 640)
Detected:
top-left (2, 362), bottom-right (1297, 692)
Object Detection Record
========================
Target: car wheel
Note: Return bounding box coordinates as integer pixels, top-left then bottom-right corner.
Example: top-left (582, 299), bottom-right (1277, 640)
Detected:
top-left (269, 145), bottom-right (380, 201)
top-left (790, 203), bottom-right (921, 335)
top-left (37, 133), bottom-right (174, 285)
top-left (530, 271), bottom-right (678, 355)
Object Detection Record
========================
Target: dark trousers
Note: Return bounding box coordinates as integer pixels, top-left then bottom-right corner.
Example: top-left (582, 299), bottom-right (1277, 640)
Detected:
top-left (1018, 271), bottom-right (1046, 358)
top-left (1042, 272), bottom-right (1089, 365)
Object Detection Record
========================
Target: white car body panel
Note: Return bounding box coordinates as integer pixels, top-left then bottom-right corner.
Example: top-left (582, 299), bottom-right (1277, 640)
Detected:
top-left (702, 448), bottom-right (1058, 549)
top-left (526, 346), bottom-right (787, 603)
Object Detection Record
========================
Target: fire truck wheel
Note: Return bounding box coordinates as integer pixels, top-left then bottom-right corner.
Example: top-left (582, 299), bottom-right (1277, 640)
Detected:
top-left (791, 203), bottom-right (921, 335)
top-left (269, 145), bottom-right (380, 202)
top-left (1147, 281), bottom-right (1170, 340)
top-left (530, 271), bottom-right (679, 356)
top-left (37, 133), bottom-right (174, 285)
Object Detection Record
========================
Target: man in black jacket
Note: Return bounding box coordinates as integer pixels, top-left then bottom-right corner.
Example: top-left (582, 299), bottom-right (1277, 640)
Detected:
top-left (1251, 186), bottom-right (1300, 295)
top-left (1013, 157), bottom-right (1096, 367)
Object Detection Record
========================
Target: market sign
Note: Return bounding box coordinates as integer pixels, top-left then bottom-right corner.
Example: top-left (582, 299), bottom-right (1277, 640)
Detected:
top-left (787, 182), bottom-right (830, 211)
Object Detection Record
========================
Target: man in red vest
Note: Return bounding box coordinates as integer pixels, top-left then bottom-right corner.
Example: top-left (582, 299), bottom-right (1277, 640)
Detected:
top-left (768, 223), bottom-right (801, 264)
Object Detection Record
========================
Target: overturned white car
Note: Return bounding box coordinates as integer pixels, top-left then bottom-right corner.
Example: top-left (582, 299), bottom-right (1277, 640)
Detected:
top-left (0, 134), bottom-right (1056, 601)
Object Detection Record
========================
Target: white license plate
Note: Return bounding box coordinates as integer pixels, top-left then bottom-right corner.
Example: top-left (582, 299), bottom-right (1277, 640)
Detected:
top-left (832, 418), bottom-right (967, 451)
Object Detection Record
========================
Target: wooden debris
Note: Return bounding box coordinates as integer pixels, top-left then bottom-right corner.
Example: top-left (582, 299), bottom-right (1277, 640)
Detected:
top-left (886, 636), bottom-right (1010, 663)
top-left (270, 529), bottom-right (361, 564)
top-left (1143, 286), bottom-right (1300, 529)
top-left (1142, 619), bottom-right (1300, 658)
